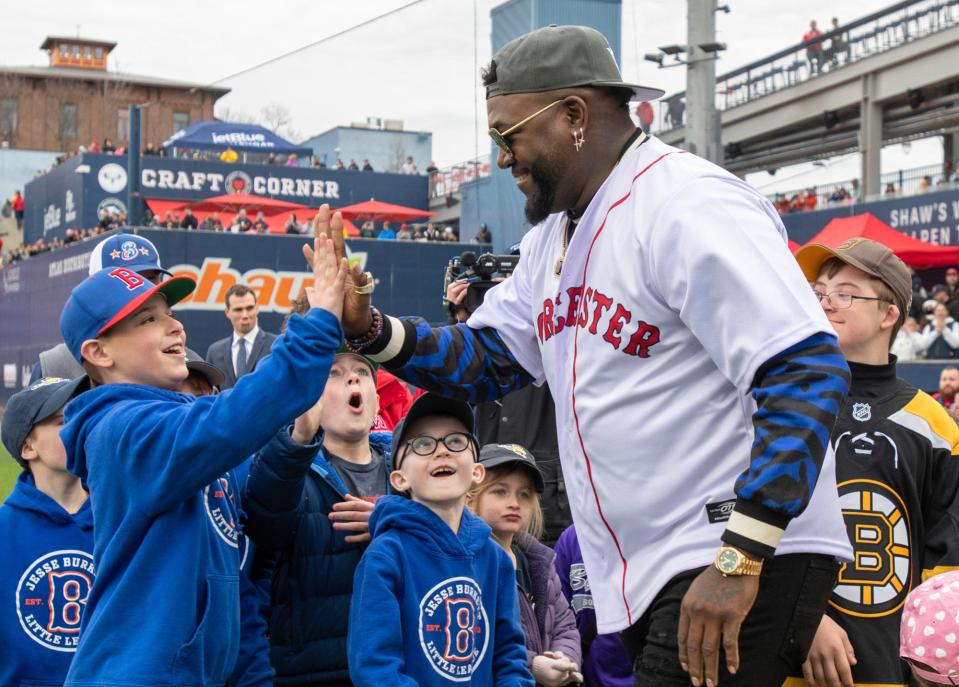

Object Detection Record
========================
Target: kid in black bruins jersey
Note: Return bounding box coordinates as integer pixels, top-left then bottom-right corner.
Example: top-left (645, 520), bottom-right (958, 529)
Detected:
top-left (785, 238), bottom-right (959, 687)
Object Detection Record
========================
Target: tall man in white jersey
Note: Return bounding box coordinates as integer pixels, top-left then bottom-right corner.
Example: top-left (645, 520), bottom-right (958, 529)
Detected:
top-left (316, 25), bottom-right (853, 687)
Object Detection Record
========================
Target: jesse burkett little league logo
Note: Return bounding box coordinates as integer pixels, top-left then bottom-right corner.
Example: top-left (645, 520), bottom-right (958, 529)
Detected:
top-left (16, 550), bottom-right (95, 652)
top-left (418, 576), bottom-right (490, 682)
top-left (204, 477), bottom-right (240, 548)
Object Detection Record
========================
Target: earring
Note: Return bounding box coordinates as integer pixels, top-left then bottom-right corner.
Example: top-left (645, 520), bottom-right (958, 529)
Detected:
top-left (572, 129), bottom-right (586, 151)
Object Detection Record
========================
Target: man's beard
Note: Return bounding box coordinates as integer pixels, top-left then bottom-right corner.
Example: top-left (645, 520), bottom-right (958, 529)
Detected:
top-left (523, 156), bottom-right (563, 226)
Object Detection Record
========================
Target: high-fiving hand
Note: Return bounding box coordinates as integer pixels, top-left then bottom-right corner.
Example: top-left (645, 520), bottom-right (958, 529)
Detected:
top-left (303, 217), bottom-right (348, 320)
top-left (302, 204), bottom-right (374, 337)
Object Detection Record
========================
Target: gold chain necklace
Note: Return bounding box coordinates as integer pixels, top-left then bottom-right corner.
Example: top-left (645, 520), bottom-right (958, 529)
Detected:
top-left (554, 217), bottom-right (572, 276)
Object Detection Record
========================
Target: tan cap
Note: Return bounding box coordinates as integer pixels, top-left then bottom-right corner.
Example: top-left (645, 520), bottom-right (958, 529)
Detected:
top-left (795, 238), bottom-right (912, 315)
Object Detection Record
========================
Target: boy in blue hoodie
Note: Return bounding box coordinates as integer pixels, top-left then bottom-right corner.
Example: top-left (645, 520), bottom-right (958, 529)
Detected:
top-left (57, 212), bottom-right (349, 687)
top-left (347, 393), bottom-right (533, 686)
top-left (0, 376), bottom-right (90, 686)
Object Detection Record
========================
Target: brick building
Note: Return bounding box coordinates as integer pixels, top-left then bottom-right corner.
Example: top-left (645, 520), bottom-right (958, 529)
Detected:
top-left (0, 36), bottom-right (229, 153)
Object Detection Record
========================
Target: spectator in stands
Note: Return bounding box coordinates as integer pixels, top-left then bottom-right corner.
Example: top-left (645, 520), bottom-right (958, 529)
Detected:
top-left (252, 211), bottom-right (269, 234)
top-left (377, 222), bottom-right (396, 240)
top-left (283, 154), bottom-right (296, 167)
top-left (423, 222), bottom-right (441, 241)
top-left (199, 212), bottom-right (223, 232)
top-left (311, 156), bottom-right (324, 168)
top-left (891, 317), bottom-right (924, 362)
top-left (666, 96), bottom-right (686, 128)
top-left (102, 138), bottom-right (116, 154)
top-left (231, 208), bottom-right (252, 233)
top-left (803, 20), bottom-right (824, 74)
top-left (917, 303), bottom-right (959, 359)
top-left (359, 221), bottom-right (375, 239)
top-left (143, 142), bottom-right (159, 156)
top-left (334, 159), bottom-right (345, 170)
top-left (412, 226), bottom-right (426, 241)
top-left (362, 159), bottom-right (373, 171)
top-left (11, 190), bottom-right (24, 230)
top-left (89, 138), bottom-right (101, 153)
top-left (636, 101), bottom-right (654, 131)
top-left (929, 283), bottom-right (959, 321)
top-left (180, 208), bottom-right (198, 230)
top-left (803, 188), bottom-right (818, 211)
top-left (396, 223), bottom-right (412, 240)
top-left (851, 178), bottom-right (861, 202)
top-left (828, 186), bottom-right (850, 204)
top-left (885, 182), bottom-right (899, 197)
top-left (426, 160), bottom-right (439, 175)
top-left (220, 147), bottom-right (238, 163)
top-left (265, 153), bottom-right (278, 165)
top-left (475, 223), bottom-right (492, 244)
top-left (401, 156), bottom-right (418, 174)
top-left (284, 214), bottom-right (301, 235)
top-left (444, 226), bottom-right (459, 242)
top-left (826, 17), bottom-right (849, 67)
top-left (919, 175), bottom-right (933, 193)
top-left (773, 193), bottom-right (790, 215)
top-left (348, 159), bottom-right (359, 171)
top-left (933, 365), bottom-right (959, 410)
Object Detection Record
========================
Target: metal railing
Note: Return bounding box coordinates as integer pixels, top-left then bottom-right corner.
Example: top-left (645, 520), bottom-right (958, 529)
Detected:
top-left (650, 0), bottom-right (959, 134)
top-left (429, 155), bottom-right (491, 198)
top-left (766, 161), bottom-right (956, 212)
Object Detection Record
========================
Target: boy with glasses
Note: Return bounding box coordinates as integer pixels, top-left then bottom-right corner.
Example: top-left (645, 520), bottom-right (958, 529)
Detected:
top-left (793, 238), bottom-right (959, 686)
top-left (347, 393), bottom-right (532, 686)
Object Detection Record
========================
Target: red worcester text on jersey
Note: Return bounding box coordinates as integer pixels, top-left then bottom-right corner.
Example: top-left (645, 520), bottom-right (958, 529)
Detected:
top-left (537, 285), bottom-right (661, 357)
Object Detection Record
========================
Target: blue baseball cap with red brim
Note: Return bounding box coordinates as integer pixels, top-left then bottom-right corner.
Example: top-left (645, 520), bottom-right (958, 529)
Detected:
top-left (60, 267), bottom-right (196, 363)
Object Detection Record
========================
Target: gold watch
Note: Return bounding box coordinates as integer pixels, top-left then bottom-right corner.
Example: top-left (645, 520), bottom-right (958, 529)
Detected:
top-left (714, 546), bottom-right (763, 576)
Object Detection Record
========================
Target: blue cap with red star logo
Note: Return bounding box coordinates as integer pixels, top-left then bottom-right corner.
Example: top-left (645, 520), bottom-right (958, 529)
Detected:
top-left (60, 268), bottom-right (196, 363)
top-left (87, 233), bottom-right (172, 277)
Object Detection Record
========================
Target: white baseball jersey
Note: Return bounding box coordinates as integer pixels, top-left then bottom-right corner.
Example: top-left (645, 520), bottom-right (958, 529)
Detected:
top-left (469, 136), bottom-right (853, 633)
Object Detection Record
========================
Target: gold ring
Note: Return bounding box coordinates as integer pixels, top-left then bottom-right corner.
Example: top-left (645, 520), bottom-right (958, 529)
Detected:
top-left (354, 272), bottom-right (375, 295)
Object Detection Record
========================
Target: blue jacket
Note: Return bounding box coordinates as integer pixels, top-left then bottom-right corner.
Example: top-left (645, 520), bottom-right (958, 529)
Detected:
top-left (348, 496), bottom-right (533, 686)
top-left (59, 308), bottom-right (342, 687)
top-left (244, 428), bottom-right (393, 685)
top-left (0, 472), bottom-right (94, 686)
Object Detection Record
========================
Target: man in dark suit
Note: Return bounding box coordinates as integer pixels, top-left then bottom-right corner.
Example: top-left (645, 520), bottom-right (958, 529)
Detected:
top-left (205, 284), bottom-right (277, 389)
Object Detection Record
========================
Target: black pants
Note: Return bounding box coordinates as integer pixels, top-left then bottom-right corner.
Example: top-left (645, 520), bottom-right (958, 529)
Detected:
top-left (621, 554), bottom-right (839, 686)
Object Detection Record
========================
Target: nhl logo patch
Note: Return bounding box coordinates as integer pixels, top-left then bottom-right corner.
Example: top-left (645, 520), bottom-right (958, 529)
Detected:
top-left (852, 403), bottom-right (872, 422)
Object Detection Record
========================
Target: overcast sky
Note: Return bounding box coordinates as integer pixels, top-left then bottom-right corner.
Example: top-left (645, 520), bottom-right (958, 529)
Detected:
top-left (1, 0), bottom-right (943, 191)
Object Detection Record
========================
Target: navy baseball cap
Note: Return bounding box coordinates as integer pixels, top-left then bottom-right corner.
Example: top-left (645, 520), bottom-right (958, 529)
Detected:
top-left (478, 443), bottom-right (545, 493)
top-left (60, 268), bottom-right (196, 363)
top-left (1, 376), bottom-right (89, 466)
top-left (392, 392), bottom-right (476, 469)
top-left (88, 233), bottom-right (172, 277)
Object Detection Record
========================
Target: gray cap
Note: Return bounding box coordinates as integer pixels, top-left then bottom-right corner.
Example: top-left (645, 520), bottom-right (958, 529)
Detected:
top-left (486, 25), bottom-right (664, 101)
top-left (1, 376), bottom-right (89, 466)
top-left (478, 443), bottom-right (545, 493)
top-left (391, 392), bottom-right (476, 470)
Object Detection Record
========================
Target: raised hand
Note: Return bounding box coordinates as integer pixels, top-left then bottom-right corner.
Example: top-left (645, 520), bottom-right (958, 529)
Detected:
top-left (303, 225), bottom-right (348, 321)
top-left (302, 204), bottom-right (374, 338)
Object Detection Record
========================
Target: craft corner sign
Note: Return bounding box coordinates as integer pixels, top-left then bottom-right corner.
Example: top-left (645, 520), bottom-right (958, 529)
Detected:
top-left (140, 168), bottom-right (341, 200)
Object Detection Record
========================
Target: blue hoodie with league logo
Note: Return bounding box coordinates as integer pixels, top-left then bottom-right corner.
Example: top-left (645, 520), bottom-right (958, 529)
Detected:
top-left (348, 495), bottom-right (532, 686)
top-left (0, 471), bottom-right (95, 686)
top-left (59, 308), bottom-right (342, 686)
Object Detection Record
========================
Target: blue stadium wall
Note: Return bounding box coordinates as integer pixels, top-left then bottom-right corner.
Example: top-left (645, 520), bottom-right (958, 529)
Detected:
top-left (0, 230), bottom-right (462, 401)
top-left (23, 153), bottom-right (428, 244)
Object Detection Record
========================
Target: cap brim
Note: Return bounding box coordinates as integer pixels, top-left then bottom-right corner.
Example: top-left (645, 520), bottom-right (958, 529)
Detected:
top-left (479, 454), bottom-right (545, 492)
top-left (794, 243), bottom-right (886, 283)
top-left (34, 376), bottom-right (91, 422)
top-left (98, 276), bottom-right (196, 336)
top-left (186, 360), bottom-right (226, 389)
top-left (124, 263), bottom-right (173, 277)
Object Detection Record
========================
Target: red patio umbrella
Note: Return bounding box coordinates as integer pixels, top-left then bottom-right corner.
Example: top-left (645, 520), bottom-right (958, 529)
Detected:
top-left (174, 193), bottom-right (312, 216)
top-left (802, 213), bottom-right (959, 269)
top-left (336, 199), bottom-right (434, 223)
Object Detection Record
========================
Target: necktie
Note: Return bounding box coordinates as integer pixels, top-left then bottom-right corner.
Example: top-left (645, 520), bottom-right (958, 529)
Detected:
top-left (236, 337), bottom-right (248, 377)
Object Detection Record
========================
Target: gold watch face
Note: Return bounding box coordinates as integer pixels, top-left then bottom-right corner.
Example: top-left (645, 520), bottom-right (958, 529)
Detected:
top-left (717, 548), bottom-right (740, 573)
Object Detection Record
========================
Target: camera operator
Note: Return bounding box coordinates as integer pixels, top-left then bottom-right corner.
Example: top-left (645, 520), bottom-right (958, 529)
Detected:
top-left (443, 252), bottom-right (572, 546)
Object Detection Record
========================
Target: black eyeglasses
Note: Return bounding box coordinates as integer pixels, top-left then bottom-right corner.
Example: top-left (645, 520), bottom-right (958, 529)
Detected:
top-left (813, 289), bottom-right (889, 310)
top-left (404, 432), bottom-right (474, 457)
